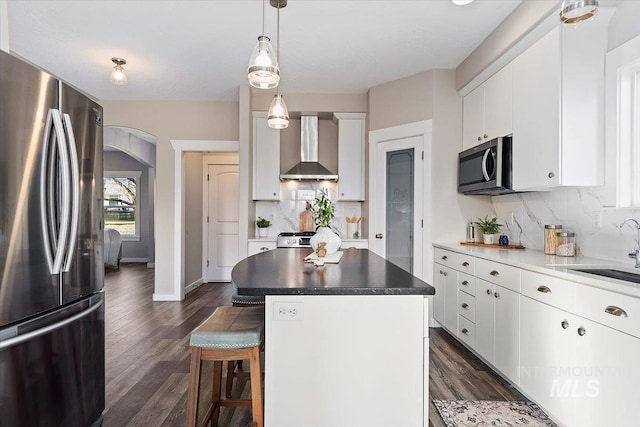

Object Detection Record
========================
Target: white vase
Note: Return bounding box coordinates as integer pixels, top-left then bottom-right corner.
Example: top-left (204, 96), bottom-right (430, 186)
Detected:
top-left (483, 233), bottom-right (498, 245)
top-left (258, 227), bottom-right (268, 237)
top-left (310, 226), bottom-right (341, 255)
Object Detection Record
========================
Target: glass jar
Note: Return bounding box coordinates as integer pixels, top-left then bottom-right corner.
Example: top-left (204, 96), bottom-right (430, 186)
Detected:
top-left (544, 225), bottom-right (563, 254)
top-left (556, 232), bottom-right (576, 257)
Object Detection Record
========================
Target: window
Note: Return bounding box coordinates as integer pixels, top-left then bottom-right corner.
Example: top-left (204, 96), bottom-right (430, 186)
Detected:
top-left (104, 171), bottom-right (142, 239)
top-left (606, 34), bottom-right (640, 208)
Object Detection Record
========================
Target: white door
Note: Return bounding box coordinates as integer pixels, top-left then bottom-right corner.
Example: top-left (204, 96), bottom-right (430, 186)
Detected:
top-left (373, 136), bottom-right (423, 276)
top-left (206, 164), bottom-right (239, 282)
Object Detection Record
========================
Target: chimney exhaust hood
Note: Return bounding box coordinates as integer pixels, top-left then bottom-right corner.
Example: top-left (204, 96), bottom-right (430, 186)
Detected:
top-left (280, 116), bottom-right (338, 181)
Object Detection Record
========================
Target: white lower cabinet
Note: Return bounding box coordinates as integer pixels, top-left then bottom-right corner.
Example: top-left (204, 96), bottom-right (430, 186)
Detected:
top-left (434, 263), bottom-right (458, 333)
top-left (475, 279), bottom-right (520, 385)
top-left (247, 240), bottom-right (276, 256)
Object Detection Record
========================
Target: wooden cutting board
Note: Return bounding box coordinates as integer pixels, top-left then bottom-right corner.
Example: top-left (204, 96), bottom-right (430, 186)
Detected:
top-left (299, 206), bottom-right (314, 232)
top-left (460, 242), bottom-right (526, 250)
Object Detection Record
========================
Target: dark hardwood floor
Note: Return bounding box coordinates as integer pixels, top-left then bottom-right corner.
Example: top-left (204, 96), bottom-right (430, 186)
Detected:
top-left (103, 264), bottom-right (525, 427)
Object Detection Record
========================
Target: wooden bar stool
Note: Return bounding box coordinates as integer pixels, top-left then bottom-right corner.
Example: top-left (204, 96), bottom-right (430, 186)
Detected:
top-left (186, 306), bottom-right (265, 427)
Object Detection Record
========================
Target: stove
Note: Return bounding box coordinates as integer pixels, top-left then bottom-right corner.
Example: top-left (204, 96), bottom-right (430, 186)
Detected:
top-left (277, 231), bottom-right (315, 248)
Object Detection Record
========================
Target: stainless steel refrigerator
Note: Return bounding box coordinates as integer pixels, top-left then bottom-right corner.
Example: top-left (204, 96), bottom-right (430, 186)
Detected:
top-left (0, 50), bottom-right (105, 427)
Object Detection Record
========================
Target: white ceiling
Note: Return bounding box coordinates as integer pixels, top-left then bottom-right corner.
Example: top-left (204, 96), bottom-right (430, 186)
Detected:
top-left (7, 0), bottom-right (522, 102)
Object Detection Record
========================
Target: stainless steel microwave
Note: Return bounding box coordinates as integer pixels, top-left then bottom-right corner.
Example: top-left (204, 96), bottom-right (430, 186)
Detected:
top-left (458, 136), bottom-right (514, 195)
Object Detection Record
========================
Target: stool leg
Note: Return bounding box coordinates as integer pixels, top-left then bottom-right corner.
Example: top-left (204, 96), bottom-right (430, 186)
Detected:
top-left (249, 346), bottom-right (264, 427)
top-left (225, 360), bottom-right (235, 398)
top-left (186, 347), bottom-right (202, 427)
top-left (210, 361), bottom-right (223, 427)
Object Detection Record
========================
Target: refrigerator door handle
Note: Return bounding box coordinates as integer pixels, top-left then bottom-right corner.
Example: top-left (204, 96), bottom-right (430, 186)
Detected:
top-left (0, 299), bottom-right (103, 350)
top-left (50, 109), bottom-right (71, 276)
top-left (40, 109), bottom-right (56, 273)
top-left (62, 113), bottom-right (80, 272)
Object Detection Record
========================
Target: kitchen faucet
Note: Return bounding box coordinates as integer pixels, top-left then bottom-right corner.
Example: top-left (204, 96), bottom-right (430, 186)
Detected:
top-left (621, 218), bottom-right (640, 268)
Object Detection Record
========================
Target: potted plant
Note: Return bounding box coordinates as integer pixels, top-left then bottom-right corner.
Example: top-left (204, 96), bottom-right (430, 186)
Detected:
top-left (475, 215), bottom-right (502, 245)
top-left (310, 188), bottom-right (341, 255)
top-left (256, 216), bottom-right (271, 237)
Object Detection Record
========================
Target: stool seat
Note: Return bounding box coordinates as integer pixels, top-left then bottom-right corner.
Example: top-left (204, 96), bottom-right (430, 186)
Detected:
top-left (231, 294), bottom-right (265, 306)
top-left (190, 306), bottom-right (264, 349)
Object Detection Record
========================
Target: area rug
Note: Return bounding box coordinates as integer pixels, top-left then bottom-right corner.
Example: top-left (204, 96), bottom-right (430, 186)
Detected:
top-left (432, 399), bottom-right (558, 427)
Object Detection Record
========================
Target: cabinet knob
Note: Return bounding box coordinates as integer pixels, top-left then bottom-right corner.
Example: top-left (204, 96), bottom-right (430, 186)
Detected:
top-left (561, 320), bottom-right (569, 329)
top-left (604, 305), bottom-right (628, 317)
top-left (494, 292), bottom-right (500, 299)
top-left (490, 270), bottom-right (500, 277)
top-left (548, 172), bottom-right (555, 179)
top-left (461, 328), bottom-right (469, 335)
top-left (462, 261), bottom-right (470, 267)
top-left (483, 134), bottom-right (488, 139)
top-left (462, 303), bottom-right (469, 309)
top-left (443, 271), bottom-right (448, 277)
top-left (439, 270), bottom-right (443, 275)
top-left (477, 136), bottom-right (482, 141)
top-left (486, 289), bottom-right (491, 295)
top-left (341, 193), bottom-right (344, 196)
top-left (577, 326), bottom-right (587, 336)
top-left (273, 192), bottom-right (277, 196)
top-left (461, 280), bottom-right (469, 286)
top-left (537, 285), bottom-right (552, 294)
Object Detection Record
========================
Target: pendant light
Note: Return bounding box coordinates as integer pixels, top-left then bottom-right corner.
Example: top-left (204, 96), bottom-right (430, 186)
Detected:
top-left (247, 0), bottom-right (280, 89)
top-left (267, 0), bottom-right (289, 129)
top-left (560, 0), bottom-right (598, 24)
top-left (109, 57), bottom-right (128, 85)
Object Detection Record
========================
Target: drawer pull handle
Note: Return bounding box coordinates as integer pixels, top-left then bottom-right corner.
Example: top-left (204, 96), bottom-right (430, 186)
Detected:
top-left (561, 320), bottom-right (569, 329)
top-left (462, 303), bottom-right (469, 309)
top-left (605, 306), bottom-right (628, 318)
top-left (461, 328), bottom-right (469, 335)
top-left (441, 255), bottom-right (448, 260)
top-left (461, 280), bottom-right (469, 286)
top-left (494, 292), bottom-right (500, 299)
top-left (490, 270), bottom-right (500, 277)
top-left (486, 289), bottom-right (492, 295)
top-left (537, 286), bottom-right (552, 294)
top-left (577, 326), bottom-right (586, 336)
top-left (462, 262), bottom-right (470, 267)
top-left (260, 247), bottom-right (269, 251)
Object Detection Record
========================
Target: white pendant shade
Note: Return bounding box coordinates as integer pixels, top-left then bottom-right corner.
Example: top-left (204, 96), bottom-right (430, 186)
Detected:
top-left (247, 36), bottom-right (280, 89)
top-left (267, 93), bottom-right (289, 129)
top-left (560, 0), bottom-right (598, 24)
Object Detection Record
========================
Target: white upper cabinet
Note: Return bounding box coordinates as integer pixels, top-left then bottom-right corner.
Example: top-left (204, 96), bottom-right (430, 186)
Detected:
top-left (252, 113), bottom-right (280, 200)
top-left (334, 113), bottom-right (366, 201)
top-left (512, 13), bottom-right (610, 191)
top-left (462, 64), bottom-right (512, 151)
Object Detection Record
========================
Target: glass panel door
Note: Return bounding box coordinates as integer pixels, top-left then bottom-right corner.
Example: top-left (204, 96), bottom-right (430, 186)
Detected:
top-left (386, 149), bottom-right (414, 273)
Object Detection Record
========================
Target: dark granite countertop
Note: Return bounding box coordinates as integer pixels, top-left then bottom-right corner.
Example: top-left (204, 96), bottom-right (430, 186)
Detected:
top-left (232, 248), bottom-right (435, 296)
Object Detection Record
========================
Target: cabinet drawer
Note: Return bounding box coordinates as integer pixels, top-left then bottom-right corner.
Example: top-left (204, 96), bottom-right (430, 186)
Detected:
top-left (521, 270), bottom-right (575, 312)
top-left (458, 316), bottom-right (475, 347)
top-left (576, 285), bottom-right (640, 339)
top-left (458, 291), bottom-right (475, 322)
top-left (457, 254), bottom-right (475, 275)
top-left (434, 248), bottom-right (458, 268)
top-left (476, 258), bottom-right (521, 292)
top-left (457, 272), bottom-right (476, 296)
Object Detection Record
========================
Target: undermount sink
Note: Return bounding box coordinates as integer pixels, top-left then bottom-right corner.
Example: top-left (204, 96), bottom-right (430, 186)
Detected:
top-left (571, 268), bottom-right (640, 284)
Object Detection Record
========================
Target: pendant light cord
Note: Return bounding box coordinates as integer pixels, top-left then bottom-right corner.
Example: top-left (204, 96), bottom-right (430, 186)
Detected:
top-left (262, 0), bottom-right (266, 35)
top-left (276, 0), bottom-right (281, 95)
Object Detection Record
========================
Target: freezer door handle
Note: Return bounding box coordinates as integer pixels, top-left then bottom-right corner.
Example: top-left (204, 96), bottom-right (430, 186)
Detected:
top-left (62, 113), bottom-right (80, 272)
top-left (0, 299), bottom-right (103, 350)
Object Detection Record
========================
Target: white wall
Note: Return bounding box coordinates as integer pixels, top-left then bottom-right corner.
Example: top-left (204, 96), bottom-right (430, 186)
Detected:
top-left (184, 152), bottom-right (203, 286)
top-left (608, 0), bottom-right (640, 51)
top-left (103, 151), bottom-right (151, 261)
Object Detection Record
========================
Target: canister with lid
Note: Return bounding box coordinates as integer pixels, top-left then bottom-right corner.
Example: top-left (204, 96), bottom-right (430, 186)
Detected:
top-left (556, 232), bottom-right (576, 257)
top-left (544, 225), bottom-right (563, 254)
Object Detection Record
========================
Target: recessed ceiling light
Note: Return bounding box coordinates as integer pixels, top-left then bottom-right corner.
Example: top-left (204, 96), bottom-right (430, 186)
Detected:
top-left (451, 0), bottom-right (475, 5)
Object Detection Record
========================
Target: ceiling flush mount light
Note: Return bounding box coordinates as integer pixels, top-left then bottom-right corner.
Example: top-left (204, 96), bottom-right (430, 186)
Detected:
top-left (451, 0), bottom-right (474, 5)
top-left (247, 0), bottom-right (282, 89)
top-left (267, 0), bottom-right (289, 129)
top-left (560, 0), bottom-right (598, 24)
top-left (109, 57), bottom-right (127, 85)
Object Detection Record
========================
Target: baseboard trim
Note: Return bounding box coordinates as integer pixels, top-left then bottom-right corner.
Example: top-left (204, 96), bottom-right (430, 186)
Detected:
top-left (121, 257), bottom-right (149, 263)
top-left (184, 277), bottom-right (204, 295)
top-left (147, 262), bottom-right (155, 268)
top-left (152, 293), bottom-right (182, 301)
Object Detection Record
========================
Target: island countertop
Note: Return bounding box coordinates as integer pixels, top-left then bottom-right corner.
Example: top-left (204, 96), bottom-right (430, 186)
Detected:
top-left (232, 248), bottom-right (435, 296)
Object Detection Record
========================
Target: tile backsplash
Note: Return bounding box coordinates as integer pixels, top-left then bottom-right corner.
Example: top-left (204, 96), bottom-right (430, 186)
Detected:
top-left (255, 181), bottom-right (362, 238)
top-left (490, 188), bottom-right (640, 264)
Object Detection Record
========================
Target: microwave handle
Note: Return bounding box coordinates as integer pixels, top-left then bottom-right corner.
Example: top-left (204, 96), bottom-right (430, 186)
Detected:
top-left (481, 148), bottom-right (491, 181)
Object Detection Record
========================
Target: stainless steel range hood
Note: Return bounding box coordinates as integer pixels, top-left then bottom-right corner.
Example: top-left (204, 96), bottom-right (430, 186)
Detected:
top-left (280, 116), bottom-right (338, 181)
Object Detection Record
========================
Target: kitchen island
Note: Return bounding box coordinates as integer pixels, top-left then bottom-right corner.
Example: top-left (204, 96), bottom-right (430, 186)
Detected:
top-left (232, 248), bottom-right (434, 427)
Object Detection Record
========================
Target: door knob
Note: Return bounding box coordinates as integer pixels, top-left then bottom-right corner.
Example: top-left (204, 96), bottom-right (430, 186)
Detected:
top-left (375, 233), bottom-right (383, 239)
